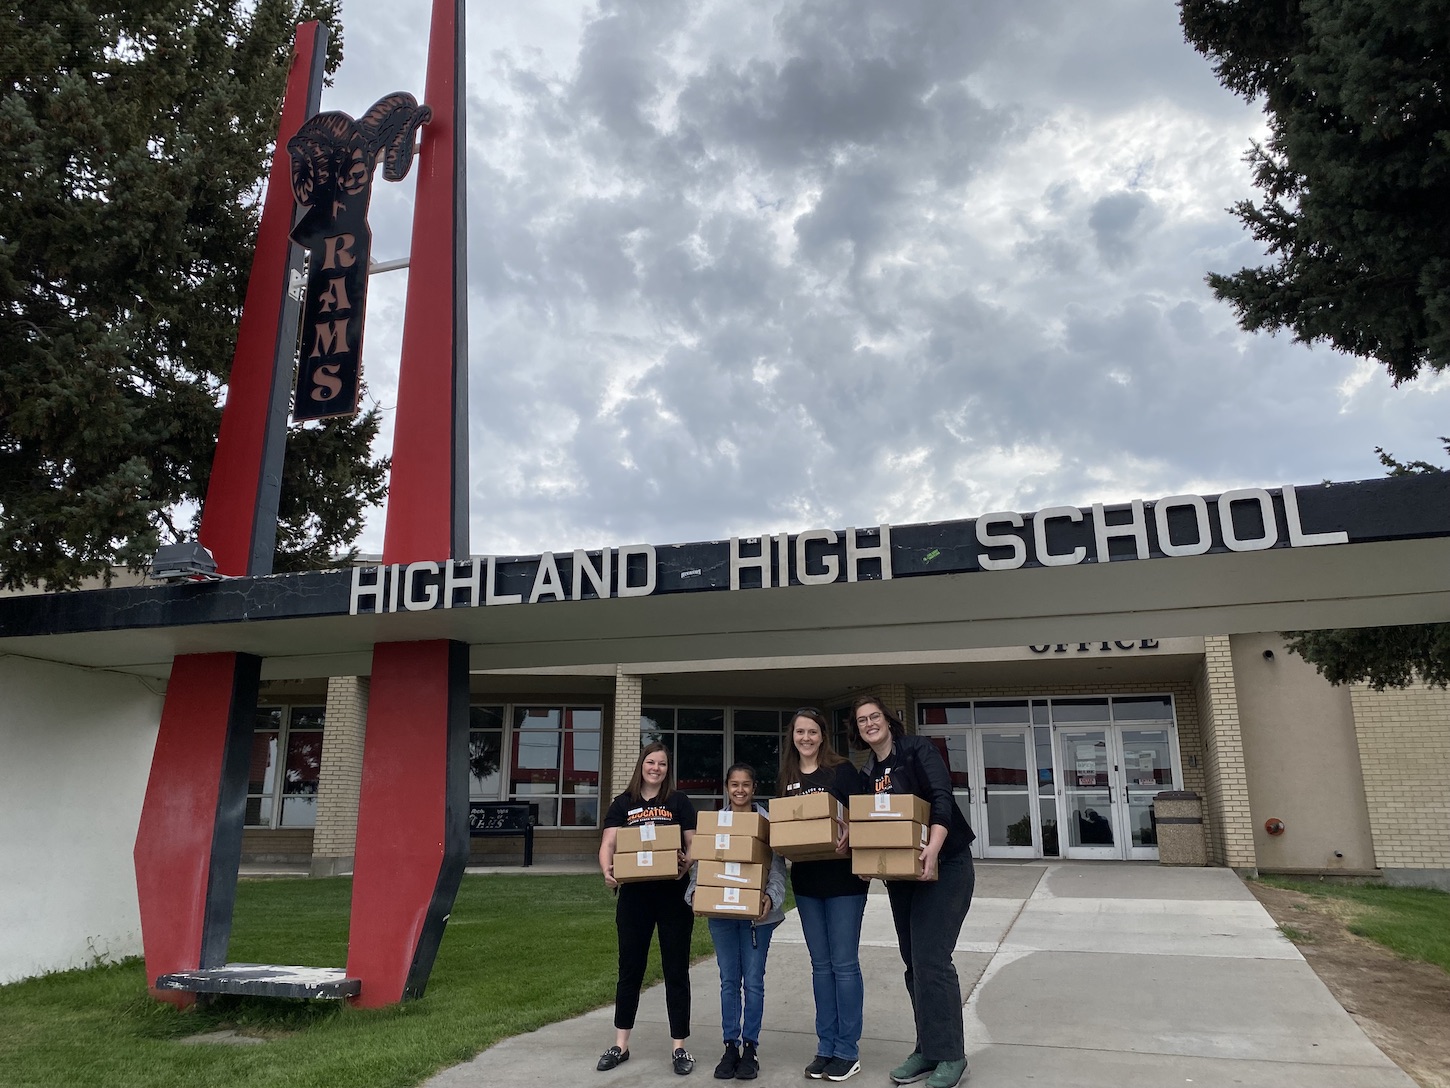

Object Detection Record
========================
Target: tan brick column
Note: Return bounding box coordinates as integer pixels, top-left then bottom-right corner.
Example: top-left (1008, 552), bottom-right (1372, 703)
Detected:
top-left (1195, 637), bottom-right (1256, 871)
top-left (612, 667), bottom-right (643, 797)
top-left (310, 675), bottom-right (369, 877)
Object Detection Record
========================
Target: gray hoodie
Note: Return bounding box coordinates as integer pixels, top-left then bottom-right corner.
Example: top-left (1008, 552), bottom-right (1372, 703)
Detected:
top-left (684, 801), bottom-right (788, 928)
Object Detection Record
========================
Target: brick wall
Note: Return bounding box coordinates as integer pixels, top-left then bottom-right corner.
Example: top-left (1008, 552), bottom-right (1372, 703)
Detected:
top-left (310, 676), bottom-right (368, 875)
top-left (1351, 682), bottom-right (1450, 873)
top-left (611, 667), bottom-right (643, 796)
top-left (1196, 637), bottom-right (1256, 870)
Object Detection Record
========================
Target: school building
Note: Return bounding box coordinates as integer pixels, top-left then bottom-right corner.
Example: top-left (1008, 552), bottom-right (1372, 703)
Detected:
top-left (4, 475), bottom-right (1450, 987)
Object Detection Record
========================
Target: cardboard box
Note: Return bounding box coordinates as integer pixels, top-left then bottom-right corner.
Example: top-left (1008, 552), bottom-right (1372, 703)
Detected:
top-left (614, 849), bottom-right (682, 883)
top-left (697, 810), bottom-right (770, 842)
top-left (770, 793), bottom-right (845, 824)
top-left (851, 847), bottom-right (938, 881)
top-left (696, 860), bottom-right (767, 889)
top-left (849, 794), bottom-right (931, 825)
top-left (849, 819), bottom-right (928, 850)
top-left (689, 832), bottom-right (771, 865)
top-left (616, 823), bottom-right (683, 853)
top-left (770, 817), bottom-right (845, 861)
top-left (692, 885), bottom-right (764, 917)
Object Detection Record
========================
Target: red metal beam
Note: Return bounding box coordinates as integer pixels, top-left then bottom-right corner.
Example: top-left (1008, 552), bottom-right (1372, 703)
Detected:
top-left (382, 0), bottom-right (469, 563)
top-left (199, 23), bottom-right (327, 576)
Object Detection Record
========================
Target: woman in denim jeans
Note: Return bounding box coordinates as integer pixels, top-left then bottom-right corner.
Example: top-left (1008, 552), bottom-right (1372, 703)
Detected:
top-left (852, 696), bottom-right (976, 1088)
top-left (778, 709), bottom-right (869, 1082)
top-left (685, 763), bottom-right (787, 1080)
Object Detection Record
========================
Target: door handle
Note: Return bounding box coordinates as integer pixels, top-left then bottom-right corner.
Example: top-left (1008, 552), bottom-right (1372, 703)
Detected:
top-left (1106, 786), bottom-right (1114, 803)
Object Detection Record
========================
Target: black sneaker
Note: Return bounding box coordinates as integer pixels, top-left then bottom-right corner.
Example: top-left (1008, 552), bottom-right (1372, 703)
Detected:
top-left (597, 1045), bottom-right (629, 1071)
top-left (805, 1054), bottom-right (831, 1078)
top-left (736, 1041), bottom-right (759, 1080)
top-left (823, 1057), bottom-right (861, 1082)
top-left (713, 1043), bottom-right (739, 1079)
top-left (673, 1048), bottom-right (696, 1076)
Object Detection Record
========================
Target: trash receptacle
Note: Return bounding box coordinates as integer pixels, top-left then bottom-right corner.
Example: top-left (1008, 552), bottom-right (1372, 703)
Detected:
top-left (1153, 790), bottom-right (1206, 866)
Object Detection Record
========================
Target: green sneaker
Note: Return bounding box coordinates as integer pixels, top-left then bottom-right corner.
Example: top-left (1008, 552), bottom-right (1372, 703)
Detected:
top-left (889, 1052), bottom-right (936, 1084)
top-left (925, 1058), bottom-right (968, 1088)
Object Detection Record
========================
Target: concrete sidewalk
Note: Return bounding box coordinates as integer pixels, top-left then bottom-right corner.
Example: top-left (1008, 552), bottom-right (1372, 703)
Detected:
top-left (424, 861), bottom-right (1414, 1087)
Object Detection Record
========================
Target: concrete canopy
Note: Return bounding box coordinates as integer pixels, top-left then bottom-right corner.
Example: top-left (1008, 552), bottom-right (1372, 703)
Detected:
top-left (1, 476), bottom-right (1446, 681)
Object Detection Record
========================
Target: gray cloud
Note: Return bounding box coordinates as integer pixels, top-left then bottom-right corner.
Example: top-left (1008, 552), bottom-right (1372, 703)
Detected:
top-left (326, 0), bottom-right (1448, 557)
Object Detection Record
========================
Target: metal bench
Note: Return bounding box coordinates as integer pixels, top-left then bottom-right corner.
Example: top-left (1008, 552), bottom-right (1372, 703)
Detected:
top-left (468, 801), bottom-right (534, 866)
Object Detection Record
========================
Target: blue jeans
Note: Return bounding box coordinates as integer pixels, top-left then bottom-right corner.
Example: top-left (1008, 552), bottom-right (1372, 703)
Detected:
top-left (795, 893), bottom-right (867, 1060)
top-left (708, 918), bottom-right (778, 1046)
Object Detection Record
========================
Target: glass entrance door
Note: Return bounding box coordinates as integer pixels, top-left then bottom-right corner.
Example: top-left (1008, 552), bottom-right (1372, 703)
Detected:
top-left (976, 729), bottom-right (1037, 858)
top-left (1119, 727), bottom-right (1178, 860)
top-left (1059, 728), bottom-right (1119, 859)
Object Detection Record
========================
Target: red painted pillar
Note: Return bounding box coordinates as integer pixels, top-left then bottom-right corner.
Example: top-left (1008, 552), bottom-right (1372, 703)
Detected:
top-left (132, 25), bottom-right (326, 1005)
top-left (346, 641), bottom-right (469, 1003)
top-left (348, 0), bottom-right (470, 1007)
top-left (134, 653), bottom-right (261, 1005)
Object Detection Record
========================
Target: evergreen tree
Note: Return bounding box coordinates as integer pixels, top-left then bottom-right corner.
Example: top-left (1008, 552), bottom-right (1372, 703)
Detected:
top-left (1179, 0), bottom-right (1450, 384)
top-left (0, 0), bottom-right (388, 591)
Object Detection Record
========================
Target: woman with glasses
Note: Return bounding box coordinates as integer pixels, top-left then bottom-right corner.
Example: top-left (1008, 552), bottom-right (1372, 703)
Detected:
top-left (778, 708), bottom-right (869, 1082)
top-left (851, 696), bottom-right (975, 1088)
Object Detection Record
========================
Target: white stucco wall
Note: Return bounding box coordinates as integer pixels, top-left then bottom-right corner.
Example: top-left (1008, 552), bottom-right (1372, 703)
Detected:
top-left (0, 656), bottom-right (161, 983)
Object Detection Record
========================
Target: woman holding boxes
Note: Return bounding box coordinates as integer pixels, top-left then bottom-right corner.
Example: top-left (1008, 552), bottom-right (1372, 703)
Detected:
top-left (851, 696), bottom-right (976, 1088)
top-left (777, 708), bottom-right (869, 1082)
top-left (685, 762), bottom-right (787, 1080)
top-left (598, 741), bottom-right (699, 1076)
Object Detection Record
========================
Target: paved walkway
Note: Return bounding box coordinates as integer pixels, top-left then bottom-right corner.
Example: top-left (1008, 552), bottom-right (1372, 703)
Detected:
top-left (423, 861), bottom-right (1414, 1087)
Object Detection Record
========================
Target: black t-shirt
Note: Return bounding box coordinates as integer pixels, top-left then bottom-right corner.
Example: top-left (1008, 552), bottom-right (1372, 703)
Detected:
top-left (603, 789), bottom-right (698, 832)
top-left (603, 789), bottom-right (698, 892)
top-left (781, 761), bottom-right (868, 899)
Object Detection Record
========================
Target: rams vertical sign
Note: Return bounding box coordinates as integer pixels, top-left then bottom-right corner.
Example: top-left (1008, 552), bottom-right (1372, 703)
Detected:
top-left (287, 94), bottom-right (431, 420)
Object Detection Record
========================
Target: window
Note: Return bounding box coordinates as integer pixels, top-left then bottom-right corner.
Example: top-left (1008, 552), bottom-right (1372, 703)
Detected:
top-left (508, 705), bottom-right (601, 828)
top-left (468, 705), bottom-right (505, 800)
top-left (640, 707), bottom-right (797, 808)
top-left (732, 709), bottom-right (787, 797)
top-left (246, 705), bottom-right (324, 828)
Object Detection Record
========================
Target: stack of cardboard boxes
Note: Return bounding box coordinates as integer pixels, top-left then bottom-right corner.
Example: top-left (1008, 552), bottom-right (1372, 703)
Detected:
top-left (768, 791), bottom-right (847, 862)
top-left (850, 794), bottom-right (935, 881)
top-left (691, 808), bottom-right (771, 916)
top-left (613, 822), bottom-right (684, 883)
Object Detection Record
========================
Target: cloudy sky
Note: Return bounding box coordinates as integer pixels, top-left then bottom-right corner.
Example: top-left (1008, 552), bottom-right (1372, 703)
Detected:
top-left (320, 0), bottom-right (1447, 558)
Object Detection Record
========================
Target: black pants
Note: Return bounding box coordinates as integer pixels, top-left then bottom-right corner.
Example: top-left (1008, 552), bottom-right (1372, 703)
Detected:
top-left (885, 849), bottom-right (975, 1062)
top-left (615, 877), bottom-right (694, 1039)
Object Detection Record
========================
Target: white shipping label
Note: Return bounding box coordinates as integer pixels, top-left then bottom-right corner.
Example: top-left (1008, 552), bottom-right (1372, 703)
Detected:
top-left (874, 794), bottom-right (891, 813)
top-left (723, 888), bottom-right (740, 903)
top-left (724, 862), bottom-right (742, 875)
top-left (715, 833), bottom-right (730, 849)
top-left (718, 811), bottom-right (734, 826)
top-left (638, 851), bottom-right (654, 867)
top-left (639, 824), bottom-right (657, 842)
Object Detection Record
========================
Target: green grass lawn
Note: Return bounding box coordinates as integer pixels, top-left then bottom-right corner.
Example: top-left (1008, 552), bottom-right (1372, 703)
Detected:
top-left (1259, 875), bottom-right (1450, 972)
top-left (0, 875), bottom-right (717, 1088)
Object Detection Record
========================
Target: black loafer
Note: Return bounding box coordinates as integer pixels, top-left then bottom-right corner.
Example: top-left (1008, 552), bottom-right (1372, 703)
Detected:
top-left (673, 1047), bottom-right (696, 1075)
top-left (597, 1046), bottom-right (630, 1071)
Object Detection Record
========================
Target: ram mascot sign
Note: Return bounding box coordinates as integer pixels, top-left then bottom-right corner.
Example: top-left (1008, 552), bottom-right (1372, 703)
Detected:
top-left (287, 93), bottom-right (432, 420)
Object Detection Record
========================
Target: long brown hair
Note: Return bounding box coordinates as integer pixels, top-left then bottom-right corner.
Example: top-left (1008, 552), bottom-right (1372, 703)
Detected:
top-left (848, 694), bottom-right (907, 751)
top-left (625, 741), bottom-right (675, 803)
top-left (777, 708), bottom-right (846, 794)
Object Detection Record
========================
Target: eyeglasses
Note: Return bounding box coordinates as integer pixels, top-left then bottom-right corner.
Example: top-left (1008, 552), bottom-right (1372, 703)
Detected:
top-left (855, 711), bottom-right (885, 726)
